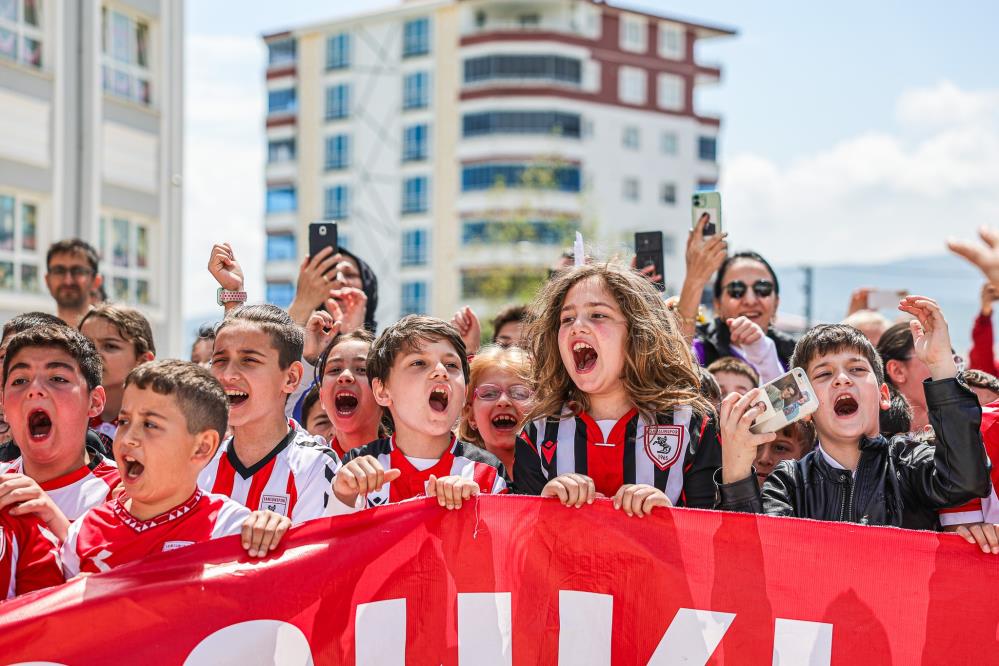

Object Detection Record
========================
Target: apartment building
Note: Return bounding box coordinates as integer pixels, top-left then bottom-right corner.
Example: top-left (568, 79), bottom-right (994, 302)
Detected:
top-left (263, 0), bottom-right (732, 325)
top-left (0, 0), bottom-right (183, 353)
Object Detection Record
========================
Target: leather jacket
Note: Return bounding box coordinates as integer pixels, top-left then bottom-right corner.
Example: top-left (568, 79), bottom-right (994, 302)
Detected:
top-left (716, 377), bottom-right (990, 530)
top-left (693, 317), bottom-right (797, 369)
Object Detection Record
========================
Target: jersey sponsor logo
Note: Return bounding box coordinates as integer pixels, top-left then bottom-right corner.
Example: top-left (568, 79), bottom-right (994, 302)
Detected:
top-left (162, 541), bottom-right (195, 552)
top-left (541, 440), bottom-right (556, 465)
top-left (644, 425), bottom-right (684, 471)
top-left (261, 494), bottom-right (289, 516)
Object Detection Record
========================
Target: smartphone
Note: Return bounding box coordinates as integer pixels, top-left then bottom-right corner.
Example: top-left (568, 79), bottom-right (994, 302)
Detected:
top-left (867, 289), bottom-right (907, 310)
top-left (750, 368), bottom-right (818, 434)
top-left (308, 222), bottom-right (338, 259)
top-left (692, 191), bottom-right (722, 236)
top-left (634, 231), bottom-right (665, 292)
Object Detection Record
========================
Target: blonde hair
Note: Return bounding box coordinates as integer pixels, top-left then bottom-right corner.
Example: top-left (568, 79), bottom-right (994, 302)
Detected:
top-left (524, 262), bottom-right (711, 423)
top-left (457, 345), bottom-right (532, 445)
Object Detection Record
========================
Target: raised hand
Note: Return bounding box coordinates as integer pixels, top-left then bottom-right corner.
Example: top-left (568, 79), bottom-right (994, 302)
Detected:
top-left (451, 306), bottom-right (481, 355)
top-left (719, 388), bottom-right (777, 484)
top-left (303, 309), bottom-right (341, 365)
top-left (288, 247), bottom-right (340, 325)
top-left (949, 227), bottom-right (999, 286)
top-left (329, 287), bottom-right (367, 333)
top-left (898, 296), bottom-right (957, 380)
top-left (208, 242), bottom-right (244, 292)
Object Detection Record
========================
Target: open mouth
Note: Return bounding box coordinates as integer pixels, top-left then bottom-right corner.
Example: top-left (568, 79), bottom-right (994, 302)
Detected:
top-left (122, 455), bottom-right (145, 481)
top-left (490, 414), bottom-right (518, 432)
top-left (572, 342), bottom-right (598, 373)
top-left (225, 389), bottom-right (249, 407)
top-left (428, 387), bottom-right (449, 413)
top-left (833, 394), bottom-right (859, 417)
top-left (334, 391), bottom-right (359, 416)
top-left (27, 409), bottom-right (52, 441)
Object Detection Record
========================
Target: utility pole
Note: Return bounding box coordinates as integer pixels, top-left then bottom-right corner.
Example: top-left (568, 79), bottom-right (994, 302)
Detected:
top-left (803, 265), bottom-right (814, 328)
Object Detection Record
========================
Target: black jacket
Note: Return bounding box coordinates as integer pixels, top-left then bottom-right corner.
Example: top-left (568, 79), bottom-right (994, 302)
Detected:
top-left (693, 317), bottom-right (797, 369)
top-left (715, 378), bottom-right (990, 530)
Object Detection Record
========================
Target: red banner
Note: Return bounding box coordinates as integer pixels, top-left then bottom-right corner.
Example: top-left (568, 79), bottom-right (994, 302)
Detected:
top-left (1, 496), bottom-right (998, 665)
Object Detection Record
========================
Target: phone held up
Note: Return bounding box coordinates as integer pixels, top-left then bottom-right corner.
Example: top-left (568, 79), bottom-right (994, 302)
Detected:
top-left (750, 368), bottom-right (818, 435)
top-left (308, 222), bottom-right (338, 259)
top-left (634, 231), bottom-right (665, 292)
top-left (867, 289), bottom-right (907, 311)
top-left (692, 191), bottom-right (722, 236)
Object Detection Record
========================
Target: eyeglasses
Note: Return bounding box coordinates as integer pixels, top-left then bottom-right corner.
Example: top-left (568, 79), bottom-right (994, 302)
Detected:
top-left (48, 266), bottom-right (94, 279)
top-left (724, 279), bottom-right (775, 299)
top-left (473, 384), bottom-right (533, 402)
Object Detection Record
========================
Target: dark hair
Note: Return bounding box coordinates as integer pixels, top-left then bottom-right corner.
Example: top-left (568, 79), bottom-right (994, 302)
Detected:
top-left (876, 322), bottom-right (914, 388)
top-left (301, 384), bottom-right (323, 424)
top-left (215, 304), bottom-right (303, 369)
top-left (776, 420), bottom-right (817, 451)
top-left (46, 239), bottom-right (100, 273)
top-left (491, 305), bottom-right (527, 342)
top-left (698, 366), bottom-right (722, 405)
top-left (196, 323), bottom-right (217, 342)
top-left (368, 315), bottom-right (469, 386)
top-left (2, 312), bottom-right (66, 343)
top-left (316, 328), bottom-right (375, 386)
top-left (961, 369), bottom-right (999, 395)
top-left (3, 325), bottom-right (102, 390)
top-left (879, 385), bottom-right (912, 437)
top-left (706, 356), bottom-right (760, 388)
top-left (80, 303), bottom-right (156, 356)
top-left (791, 324), bottom-right (885, 386)
top-left (713, 251), bottom-right (780, 300)
top-left (125, 360), bottom-right (228, 440)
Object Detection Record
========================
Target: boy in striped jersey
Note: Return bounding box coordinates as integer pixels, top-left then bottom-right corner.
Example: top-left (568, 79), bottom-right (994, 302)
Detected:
top-left (327, 316), bottom-right (507, 514)
top-left (199, 305), bottom-right (339, 524)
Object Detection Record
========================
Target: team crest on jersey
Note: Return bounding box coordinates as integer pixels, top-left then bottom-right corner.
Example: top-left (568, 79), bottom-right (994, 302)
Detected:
top-left (261, 494), bottom-right (289, 516)
top-left (644, 425), bottom-right (684, 471)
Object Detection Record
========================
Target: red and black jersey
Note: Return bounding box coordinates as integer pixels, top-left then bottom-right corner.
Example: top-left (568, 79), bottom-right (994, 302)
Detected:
top-left (940, 400), bottom-right (999, 526)
top-left (0, 508), bottom-right (63, 599)
top-left (514, 406), bottom-right (720, 508)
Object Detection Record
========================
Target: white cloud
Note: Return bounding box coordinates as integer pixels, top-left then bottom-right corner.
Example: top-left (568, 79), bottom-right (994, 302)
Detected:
top-left (722, 81), bottom-right (999, 266)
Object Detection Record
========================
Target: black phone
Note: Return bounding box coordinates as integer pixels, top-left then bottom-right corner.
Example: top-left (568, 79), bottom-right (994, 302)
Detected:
top-left (634, 231), bottom-right (665, 292)
top-left (308, 222), bottom-right (338, 259)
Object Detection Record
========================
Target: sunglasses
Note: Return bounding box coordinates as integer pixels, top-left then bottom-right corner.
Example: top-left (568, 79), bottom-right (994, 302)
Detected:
top-left (473, 384), bottom-right (533, 403)
top-left (724, 279), bottom-right (775, 299)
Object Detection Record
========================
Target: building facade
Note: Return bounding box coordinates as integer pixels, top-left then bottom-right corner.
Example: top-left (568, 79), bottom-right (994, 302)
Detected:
top-left (263, 0), bottom-right (732, 326)
top-left (0, 0), bottom-right (183, 353)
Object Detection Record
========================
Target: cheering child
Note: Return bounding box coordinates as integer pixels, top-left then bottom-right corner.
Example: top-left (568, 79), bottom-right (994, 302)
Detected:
top-left (315, 329), bottom-right (381, 459)
top-left (515, 263), bottom-right (720, 516)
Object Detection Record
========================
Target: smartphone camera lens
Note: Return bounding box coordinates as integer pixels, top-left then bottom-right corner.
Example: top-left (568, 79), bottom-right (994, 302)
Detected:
top-left (319, 227), bottom-right (327, 236)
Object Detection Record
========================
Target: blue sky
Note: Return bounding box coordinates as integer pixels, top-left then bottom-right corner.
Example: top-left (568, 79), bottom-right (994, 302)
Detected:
top-left (183, 1), bottom-right (999, 319)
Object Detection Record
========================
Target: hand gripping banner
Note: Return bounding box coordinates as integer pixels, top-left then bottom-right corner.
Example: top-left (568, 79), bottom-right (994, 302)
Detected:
top-left (1, 496), bottom-right (998, 665)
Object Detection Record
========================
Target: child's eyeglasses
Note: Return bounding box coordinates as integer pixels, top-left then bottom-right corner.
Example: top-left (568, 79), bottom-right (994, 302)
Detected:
top-left (474, 384), bottom-right (533, 402)
top-left (724, 279), bottom-right (775, 299)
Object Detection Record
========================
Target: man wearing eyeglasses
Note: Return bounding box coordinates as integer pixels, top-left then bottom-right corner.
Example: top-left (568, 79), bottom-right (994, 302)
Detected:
top-left (44, 239), bottom-right (103, 328)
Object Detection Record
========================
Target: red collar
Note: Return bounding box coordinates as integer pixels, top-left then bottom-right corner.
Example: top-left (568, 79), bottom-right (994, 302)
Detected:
top-left (113, 489), bottom-right (204, 533)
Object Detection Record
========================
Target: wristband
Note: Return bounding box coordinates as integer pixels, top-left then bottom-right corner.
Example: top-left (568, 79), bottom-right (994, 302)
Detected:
top-left (217, 287), bottom-right (247, 306)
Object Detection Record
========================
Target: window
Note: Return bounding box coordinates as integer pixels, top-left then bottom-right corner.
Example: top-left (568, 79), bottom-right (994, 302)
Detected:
top-left (402, 176), bottom-right (429, 214)
top-left (326, 33), bottom-right (350, 70)
top-left (623, 178), bottom-right (640, 202)
top-left (403, 18), bottom-right (430, 57)
top-left (96, 214), bottom-right (155, 305)
top-left (462, 164), bottom-right (581, 192)
top-left (402, 124), bottom-right (428, 162)
top-left (622, 126), bottom-right (640, 150)
top-left (267, 138), bottom-right (296, 163)
top-left (660, 183), bottom-right (676, 205)
top-left (657, 73), bottom-right (684, 111)
top-left (266, 282), bottom-right (295, 309)
top-left (658, 22), bottom-right (685, 60)
top-left (402, 72), bottom-right (428, 110)
top-left (519, 14), bottom-right (540, 28)
top-left (463, 55), bottom-right (581, 85)
top-left (101, 8), bottom-right (151, 105)
top-left (620, 15), bottom-right (647, 53)
top-left (325, 84), bottom-right (350, 120)
top-left (462, 111), bottom-right (581, 138)
top-left (324, 134), bottom-right (350, 170)
top-left (660, 132), bottom-right (678, 155)
top-left (462, 218), bottom-right (578, 246)
top-left (401, 281), bottom-right (427, 316)
top-left (266, 234), bottom-right (296, 261)
top-left (267, 38), bottom-right (296, 67)
top-left (0, 192), bottom-right (41, 295)
top-left (0, 0), bottom-right (42, 68)
top-left (324, 185), bottom-right (350, 219)
top-left (461, 268), bottom-right (547, 300)
top-left (268, 88), bottom-right (297, 114)
top-left (266, 186), bottom-right (297, 214)
top-left (401, 229), bottom-right (428, 266)
top-left (699, 136), bottom-right (718, 161)
top-left (618, 67), bottom-right (646, 105)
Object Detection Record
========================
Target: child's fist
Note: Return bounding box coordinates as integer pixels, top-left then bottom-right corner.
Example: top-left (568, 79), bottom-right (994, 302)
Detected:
top-left (541, 473), bottom-right (596, 508)
top-left (333, 456), bottom-right (402, 507)
top-left (427, 474), bottom-right (479, 510)
top-left (612, 484), bottom-right (670, 517)
top-left (241, 509), bottom-right (291, 558)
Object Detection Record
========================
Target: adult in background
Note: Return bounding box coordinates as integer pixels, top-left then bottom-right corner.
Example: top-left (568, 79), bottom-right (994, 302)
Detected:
top-left (675, 217), bottom-right (794, 383)
top-left (44, 239), bottom-right (102, 327)
top-left (287, 246), bottom-right (379, 333)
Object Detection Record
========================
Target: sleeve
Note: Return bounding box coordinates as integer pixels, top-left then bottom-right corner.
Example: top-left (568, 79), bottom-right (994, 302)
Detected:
top-left (210, 500), bottom-right (253, 539)
top-left (60, 517), bottom-right (84, 581)
top-left (679, 415), bottom-right (722, 509)
top-left (488, 464), bottom-right (509, 495)
top-left (11, 516), bottom-right (64, 596)
top-left (969, 314), bottom-right (998, 375)
top-left (289, 448), bottom-right (342, 524)
top-left (898, 378), bottom-right (991, 510)
top-left (511, 426), bottom-right (548, 495)
top-left (733, 334), bottom-right (785, 384)
top-left (714, 468), bottom-right (765, 513)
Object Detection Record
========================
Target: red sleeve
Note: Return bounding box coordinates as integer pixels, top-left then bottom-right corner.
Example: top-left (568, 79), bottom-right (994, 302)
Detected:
top-left (11, 514), bottom-right (64, 596)
top-left (969, 314), bottom-right (998, 376)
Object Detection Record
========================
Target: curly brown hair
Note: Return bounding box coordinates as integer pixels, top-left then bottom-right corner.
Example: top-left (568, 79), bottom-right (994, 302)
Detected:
top-left (523, 262), bottom-right (711, 422)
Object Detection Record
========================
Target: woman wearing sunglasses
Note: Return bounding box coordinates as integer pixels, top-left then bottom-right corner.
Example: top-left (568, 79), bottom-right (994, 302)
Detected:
top-left (458, 345), bottom-right (533, 480)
